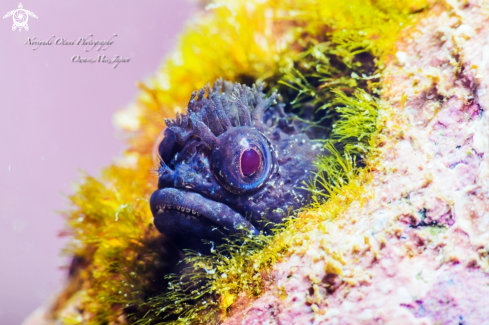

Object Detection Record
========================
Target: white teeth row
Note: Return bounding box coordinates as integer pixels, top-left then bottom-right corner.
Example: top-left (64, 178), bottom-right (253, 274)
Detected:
top-left (157, 205), bottom-right (200, 216)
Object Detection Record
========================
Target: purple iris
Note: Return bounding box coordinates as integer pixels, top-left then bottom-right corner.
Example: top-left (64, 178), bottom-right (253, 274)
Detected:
top-left (241, 148), bottom-right (260, 176)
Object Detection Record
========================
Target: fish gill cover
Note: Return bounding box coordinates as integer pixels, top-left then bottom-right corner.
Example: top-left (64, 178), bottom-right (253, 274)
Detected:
top-left (55, 0), bottom-right (430, 324)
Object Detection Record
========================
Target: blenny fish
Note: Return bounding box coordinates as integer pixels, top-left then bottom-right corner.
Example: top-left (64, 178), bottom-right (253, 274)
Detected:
top-left (150, 80), bottom-right (323, 253)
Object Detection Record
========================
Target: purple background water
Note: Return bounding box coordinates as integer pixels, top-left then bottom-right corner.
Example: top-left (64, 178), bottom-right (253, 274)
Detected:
top-left (0, 1), bottom-right (195, 324)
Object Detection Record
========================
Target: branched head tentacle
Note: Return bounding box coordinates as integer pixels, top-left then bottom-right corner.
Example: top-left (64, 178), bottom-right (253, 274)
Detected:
top-left (188, 111), bottom-right (217, 149)
top-left (233, 84), bottom-right (252, 127)
top-left (251, 82), bottom-right (278, 132)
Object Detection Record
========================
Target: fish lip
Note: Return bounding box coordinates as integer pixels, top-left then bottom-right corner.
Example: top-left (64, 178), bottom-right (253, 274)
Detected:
top-left (150, 187), bottom-right (259, 236)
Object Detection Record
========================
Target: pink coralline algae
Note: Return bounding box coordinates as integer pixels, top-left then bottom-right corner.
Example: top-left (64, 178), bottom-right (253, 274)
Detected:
top-left (222, 2), bottom-right (489, 324)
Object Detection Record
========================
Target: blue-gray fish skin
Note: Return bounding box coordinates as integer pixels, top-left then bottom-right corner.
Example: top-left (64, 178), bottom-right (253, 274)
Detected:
top-left (150, 80), bottom-right (323, 253)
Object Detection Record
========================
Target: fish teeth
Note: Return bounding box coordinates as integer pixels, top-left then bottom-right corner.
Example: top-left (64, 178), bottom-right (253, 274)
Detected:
top-left (163, 205), bottom-right (201, 216)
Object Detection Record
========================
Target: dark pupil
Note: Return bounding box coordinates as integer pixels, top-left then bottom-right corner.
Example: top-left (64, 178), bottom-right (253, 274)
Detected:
top-left (241, 149), bottom-right (260, 176)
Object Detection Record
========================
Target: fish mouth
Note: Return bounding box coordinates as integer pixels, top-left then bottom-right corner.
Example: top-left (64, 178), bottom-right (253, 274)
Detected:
top-left (150, 188), bottom-right (259, 250)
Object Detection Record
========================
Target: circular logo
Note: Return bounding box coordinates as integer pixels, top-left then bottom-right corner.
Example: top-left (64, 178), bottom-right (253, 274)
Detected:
top-left (3, 3), bottom-right (38, 32)
top-left (13, 9), bottom-right (28, 28)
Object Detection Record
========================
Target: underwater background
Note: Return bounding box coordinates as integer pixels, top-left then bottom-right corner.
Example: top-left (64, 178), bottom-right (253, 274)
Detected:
top-left (0, 1), bottom-right (194, 324)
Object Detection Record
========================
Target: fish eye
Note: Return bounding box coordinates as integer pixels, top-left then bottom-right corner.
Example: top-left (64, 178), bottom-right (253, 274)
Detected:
top-left (210, 127), bottom-right (274, 195)
top-left (240, 148), bottom-right (260, 176)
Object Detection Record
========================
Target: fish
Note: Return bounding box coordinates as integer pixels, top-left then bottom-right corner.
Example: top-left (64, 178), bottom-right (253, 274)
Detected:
top-left (150, 80), bottom-right (323, 253)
